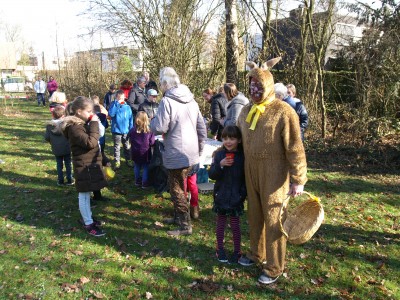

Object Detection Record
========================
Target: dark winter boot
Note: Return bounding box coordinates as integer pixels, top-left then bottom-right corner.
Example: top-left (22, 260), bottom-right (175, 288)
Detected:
top-left (163, 211), bottom-right (178, 225)
top-left (167, 212), bottom-right (192, 236)
top-left (190, 205), bottom-right (199, 220)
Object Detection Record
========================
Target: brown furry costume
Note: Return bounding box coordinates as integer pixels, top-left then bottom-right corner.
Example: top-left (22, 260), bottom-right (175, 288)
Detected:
top-left (237, 59), bottom-right (307, 278)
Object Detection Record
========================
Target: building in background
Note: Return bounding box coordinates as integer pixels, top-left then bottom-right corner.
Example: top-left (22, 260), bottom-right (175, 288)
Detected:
top-left (245, 8), bottom-right (366, 69)
top-left (74, 45), bottom-right (144, 72)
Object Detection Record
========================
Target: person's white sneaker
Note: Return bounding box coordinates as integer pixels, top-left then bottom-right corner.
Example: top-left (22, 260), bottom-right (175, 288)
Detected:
top-left (238, 255), bottom-right (255, 266)
top-left (258, 274), bottom-right (280, 285)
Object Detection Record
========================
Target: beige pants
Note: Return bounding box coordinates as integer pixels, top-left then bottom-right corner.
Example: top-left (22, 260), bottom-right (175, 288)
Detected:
top-left (245, 157), bottom-right (289, 278)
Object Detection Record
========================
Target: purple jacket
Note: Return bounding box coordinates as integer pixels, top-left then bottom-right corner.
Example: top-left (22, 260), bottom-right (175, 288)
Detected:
top-left (128, 126), bottom-right (155, 164)
top-left (47, 79), bottom-right (58, 92)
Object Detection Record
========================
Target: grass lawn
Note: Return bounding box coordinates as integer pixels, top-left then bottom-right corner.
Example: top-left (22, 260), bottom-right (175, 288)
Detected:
top-left (0, 99), bottom-right (399, 299)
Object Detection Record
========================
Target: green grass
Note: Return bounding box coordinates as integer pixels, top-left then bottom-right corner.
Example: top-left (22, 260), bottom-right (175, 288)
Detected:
top-left (0, 100), bottom-right (399, 299)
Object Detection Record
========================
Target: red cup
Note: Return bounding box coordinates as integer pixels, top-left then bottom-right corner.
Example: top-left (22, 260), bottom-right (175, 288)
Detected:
top-left (226, 153), bottom-right (235, 160)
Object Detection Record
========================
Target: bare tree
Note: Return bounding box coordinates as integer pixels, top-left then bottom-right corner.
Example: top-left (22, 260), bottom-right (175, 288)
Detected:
top-left (303, 0), bottom-right (336, 138)
top-left (2, 23), bottom-right (22, 43)
top-left (84, 0), bottom-right (220, 83)
top-left (225, 0), bottom-right (239, 85)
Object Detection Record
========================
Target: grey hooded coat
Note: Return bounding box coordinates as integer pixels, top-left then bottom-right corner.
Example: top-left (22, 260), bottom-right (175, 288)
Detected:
top-left (150, 84), bottom-right (207, 170)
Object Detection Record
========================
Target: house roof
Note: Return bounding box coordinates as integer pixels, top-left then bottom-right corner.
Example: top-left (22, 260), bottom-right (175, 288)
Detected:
top-left (0, 42), bottom-right (17, 70)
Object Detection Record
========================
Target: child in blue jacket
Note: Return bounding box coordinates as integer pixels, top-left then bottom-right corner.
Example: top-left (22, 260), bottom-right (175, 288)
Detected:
top-left (108, 89), bottom-right (133, 168)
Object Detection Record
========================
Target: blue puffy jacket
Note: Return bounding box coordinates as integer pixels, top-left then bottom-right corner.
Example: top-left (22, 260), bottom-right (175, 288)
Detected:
top-left (108, 101), bottom-right (133, 134)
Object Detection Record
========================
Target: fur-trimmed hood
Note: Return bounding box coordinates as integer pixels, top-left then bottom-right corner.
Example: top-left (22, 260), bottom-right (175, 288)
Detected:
top-left (61, 116), bottom-right (85, 139)
top-left (47, 119), bottom-right (64, 136)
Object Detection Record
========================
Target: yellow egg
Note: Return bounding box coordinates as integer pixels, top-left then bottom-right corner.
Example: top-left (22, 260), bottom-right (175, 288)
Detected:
top-left (104, 166), bottom-right (115, 180)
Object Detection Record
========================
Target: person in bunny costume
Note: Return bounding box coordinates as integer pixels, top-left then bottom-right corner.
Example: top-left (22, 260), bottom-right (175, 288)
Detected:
top-left (236, 58), bottom-right (307, 285)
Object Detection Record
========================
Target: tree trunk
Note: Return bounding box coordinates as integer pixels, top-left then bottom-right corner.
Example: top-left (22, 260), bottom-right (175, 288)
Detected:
top-left (260, 0), bottom-right (272, 61)
top-left (225, 0), bottom-right (239, 86)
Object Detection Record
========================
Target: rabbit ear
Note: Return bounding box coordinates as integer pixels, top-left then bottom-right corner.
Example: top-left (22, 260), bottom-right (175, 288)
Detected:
top-left (261, 57), bottom-right (282, 70)
top-left (245, 61), bottom-right (258, 70)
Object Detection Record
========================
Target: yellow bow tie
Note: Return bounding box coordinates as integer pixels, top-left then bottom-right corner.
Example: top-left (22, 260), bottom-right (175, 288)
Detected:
top-left (246, 97), bottom-right (274, 130)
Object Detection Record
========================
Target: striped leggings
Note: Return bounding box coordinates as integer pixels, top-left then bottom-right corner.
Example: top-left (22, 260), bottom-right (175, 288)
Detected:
top-left (216, 214), bottom-right (241, 253)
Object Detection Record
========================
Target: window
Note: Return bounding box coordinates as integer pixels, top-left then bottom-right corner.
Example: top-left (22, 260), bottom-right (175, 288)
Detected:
top-left (335, 23), bottom-right (356, 46)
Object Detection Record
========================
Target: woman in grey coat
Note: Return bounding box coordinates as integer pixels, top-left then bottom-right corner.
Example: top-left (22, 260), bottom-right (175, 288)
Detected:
top-left (223, 83), bottom-right (249, 127)
top-left (150, 67), bottom-right (207, 236)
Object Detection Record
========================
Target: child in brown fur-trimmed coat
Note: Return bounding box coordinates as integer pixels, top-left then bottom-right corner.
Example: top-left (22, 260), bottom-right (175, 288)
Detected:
top-left (236, 59), bottom-right (307, 285)
top-left (62, 96), bottom-right (108, 237)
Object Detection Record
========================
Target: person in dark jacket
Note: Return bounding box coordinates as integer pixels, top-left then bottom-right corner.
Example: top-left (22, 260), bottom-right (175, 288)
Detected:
top-left (61, 96), bottom-right (108, 237)
top-left (103, 84), bottom-right (116, 110)
top-left (208, 125), bottom-right (246, 264)
top-left (94, 104), bottom-right (109, 157)
top-left (127, 76), bottom-right (147, 118)
top-left (138, 89), bottom-right (159, 119)
top-left (286, 84), bottom-right (308, 141)
top-left (203, 87), bottom-right (227, 141)
top-left (143, 71), bottom-right (159, 93)
top-left (45, 105), bottom-right (73, 186)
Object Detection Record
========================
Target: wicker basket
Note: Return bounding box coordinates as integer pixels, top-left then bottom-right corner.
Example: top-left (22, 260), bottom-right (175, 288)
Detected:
top-left (279, 191), bottom-right (324, 245)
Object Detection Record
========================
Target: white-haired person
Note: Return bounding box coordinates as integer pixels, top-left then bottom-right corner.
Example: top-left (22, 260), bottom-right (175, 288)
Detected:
top-left (273, 82), bottom-right (288, 101)
top-left (150, 67), bottom-right (207, 236)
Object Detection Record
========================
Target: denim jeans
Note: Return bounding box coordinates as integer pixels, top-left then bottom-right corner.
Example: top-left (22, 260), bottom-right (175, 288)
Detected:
top-left (37, 93), bottom-right (45, 105)
top-left (112, 133), bottom-right (130, 162)
top-left (134, 162), bottom-right (149, 185)
top-left (78, 192), bottom-right (93, 225)
top-left (55, 154), bottom-right (72, 184)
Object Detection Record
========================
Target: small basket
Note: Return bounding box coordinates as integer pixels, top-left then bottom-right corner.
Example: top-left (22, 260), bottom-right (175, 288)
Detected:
top-left (279, 191), bottom-right (324, 245)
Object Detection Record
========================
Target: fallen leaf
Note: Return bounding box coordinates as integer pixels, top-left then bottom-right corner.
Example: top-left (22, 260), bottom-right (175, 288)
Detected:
top-left (169, 266), bottom-right (179, 273)
top-left (187, 281), bottom-right (197, 288)
top-left (90, 290), bottom-right (105, 299)
top-left (145, 291), bottom-right (153, 299)
top-left (367, 279), bottom-right (379, 285)
top-left (61, 283), bottom-right (80, 293)
top-left (48, 240), bottom-right (60, 248)
top-left (80, 277), bottom-right (90, 284)
top-left (154, 221), bottom-right (164, 228)
top-left (115, 237), bottom-right (127, 253)
top-left (376, 261), bottom-right (385, 269)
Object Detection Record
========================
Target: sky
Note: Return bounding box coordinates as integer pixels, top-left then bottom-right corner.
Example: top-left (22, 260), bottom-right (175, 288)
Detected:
top-left (0, 0), bottom-right (376, 63)
top-left (0, 0), bottom-right (106, 60)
